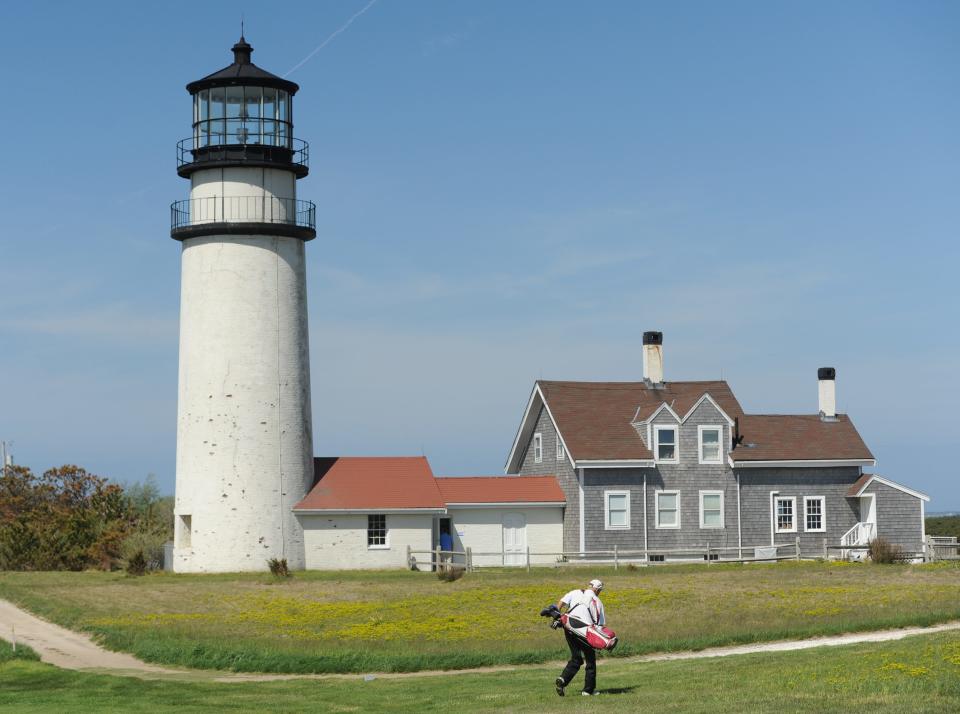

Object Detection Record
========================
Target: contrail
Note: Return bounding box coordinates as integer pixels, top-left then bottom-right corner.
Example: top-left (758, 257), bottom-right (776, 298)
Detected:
top-left (283, 0), bottom-right (379, 77)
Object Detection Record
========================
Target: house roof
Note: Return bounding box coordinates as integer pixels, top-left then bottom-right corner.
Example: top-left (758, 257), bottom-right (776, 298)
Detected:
top-left (847, 473), bottom-right (929, 501)
top-left (522, 380), bottom-right (744, 463)
top-left (731, 415), bottom-right (874, 463)
top-left (294, 457), bottom-right (446, 511)
top-left (436, 475), bottom-right (566, 505)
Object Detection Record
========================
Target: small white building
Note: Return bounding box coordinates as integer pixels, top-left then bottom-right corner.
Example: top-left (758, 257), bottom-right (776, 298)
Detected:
top-left (293, 457), bottom-right (565, 570)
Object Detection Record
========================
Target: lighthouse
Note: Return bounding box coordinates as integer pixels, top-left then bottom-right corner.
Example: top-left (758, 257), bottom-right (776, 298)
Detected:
top-left (171, 38), bottom-right (315, 572)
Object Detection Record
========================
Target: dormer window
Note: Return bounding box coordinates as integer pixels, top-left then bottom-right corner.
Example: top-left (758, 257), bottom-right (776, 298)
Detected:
top-left (654, 425), bottom-right (678, 463)
top-left (698, 426), bottom-right (722, 464)
top-left (533, 433), bottom-right (543, 463)
top-left (556, 440), bottom-right (565, 461)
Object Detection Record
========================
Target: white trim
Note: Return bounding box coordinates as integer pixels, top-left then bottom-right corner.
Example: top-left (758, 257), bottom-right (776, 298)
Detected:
top-left (803, 495), bottom-right (826, 533)
top-left (731, 458), bottom-right (876, 469)
top-left (774, 496), bottom-right (798, 534)
top-left (604, 490), bottom-right (631, 530)
top-left (653, 425), bottom-right (679, 464)
top-left (699, 490), bottom-right (725, 529)
top-left (294, 507), bottom-right (447, 514)
top-left (366, 513), bottom-right (389, 549)
top-left (681, 393), bottom-right (736, 426)
top-left (445, 501), bottom-right (565, 508)
top-left (504, 383), bottom-right (577, 473)
top-left (736, 472), bottom-right (742, 552)
top-left (861, 492), bottom-right (877, 526)
top-left (643, 473), bottom-right (648, 553)
top-left (921, 499), bottom-right (926, 543)
top-left (769, 491), bottom-right (778, 546)
top-left (848, 474), bottom-right (931, 502)
top-left (655, 490), bottom-right (681, 529)
top-left (697, 425), bottom-right (724, 465)
top-left (647, 402), bottom-right (682, 424)
top-left (557, 439), bottom-right (565, 461)
top-left (633, 393), bottom-right (736, 427)
top-left (533, 432), bottom-right (543, 464)
top-left (574, 459), bottom-right (655, 469)
top-left (578, 468), bottom-right (585, 554)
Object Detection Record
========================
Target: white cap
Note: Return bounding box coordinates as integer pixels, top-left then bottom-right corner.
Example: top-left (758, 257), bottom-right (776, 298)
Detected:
top-left (589, 579), bottom-right (603, 591)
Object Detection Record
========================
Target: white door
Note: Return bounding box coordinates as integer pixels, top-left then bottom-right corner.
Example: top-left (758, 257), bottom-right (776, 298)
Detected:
top-left (862, 494), bottom-right (877, 539)
top-left (502, 512), bottom-right (527, 566)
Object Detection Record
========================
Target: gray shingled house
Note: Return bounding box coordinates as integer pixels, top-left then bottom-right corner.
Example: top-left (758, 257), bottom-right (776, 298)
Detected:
top-left (505, 332), bottom-right (929, 561)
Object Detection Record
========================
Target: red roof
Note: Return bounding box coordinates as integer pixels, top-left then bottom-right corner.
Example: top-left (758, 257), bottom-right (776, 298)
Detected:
top-left (294, 457), bottom-right (445, 511)
top-left (538, 380), bottom-right (744, 461)
top-left (436, 476), bottom-right (565, 504)
top-left (732, 415), bottom-right (874, 462)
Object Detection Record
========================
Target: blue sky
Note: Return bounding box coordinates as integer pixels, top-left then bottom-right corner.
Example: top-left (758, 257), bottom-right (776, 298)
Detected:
top-left (0, 1), bottom-right (957, 508)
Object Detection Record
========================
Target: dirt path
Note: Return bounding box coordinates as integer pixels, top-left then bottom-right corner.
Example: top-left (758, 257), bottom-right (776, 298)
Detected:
top-left (2, 598), bottom-right (959, 683)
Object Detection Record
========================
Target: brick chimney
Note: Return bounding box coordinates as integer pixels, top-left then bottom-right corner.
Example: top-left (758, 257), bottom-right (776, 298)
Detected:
top-left (643, 331), bottom-right (664, 386)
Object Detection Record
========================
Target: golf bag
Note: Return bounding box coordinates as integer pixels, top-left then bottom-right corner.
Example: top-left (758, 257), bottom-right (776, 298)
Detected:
top-left (539, 604), bottom-right (618, 652)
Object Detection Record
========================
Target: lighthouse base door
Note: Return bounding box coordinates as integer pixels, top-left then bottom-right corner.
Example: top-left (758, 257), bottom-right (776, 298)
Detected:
top-left (502, 513), bottom-right (527, 566)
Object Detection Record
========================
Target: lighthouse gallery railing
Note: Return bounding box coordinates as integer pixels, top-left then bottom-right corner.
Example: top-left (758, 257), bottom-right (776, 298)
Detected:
top-left (170, 196), bottom-right (316, 232)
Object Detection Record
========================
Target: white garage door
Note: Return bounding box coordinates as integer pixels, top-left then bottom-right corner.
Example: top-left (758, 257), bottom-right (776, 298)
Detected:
top-left (502, 512), bottom-right (527, 566)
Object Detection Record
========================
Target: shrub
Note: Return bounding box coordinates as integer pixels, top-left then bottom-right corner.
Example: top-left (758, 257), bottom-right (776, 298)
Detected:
top-left (126, 549), bottom-right (147, 576)
top-left (436, 565), bottom-right (465, 582)
top-left (268, 558), bottom-right (291, 577)
top-left (868, 537), bottom-right (904, 564)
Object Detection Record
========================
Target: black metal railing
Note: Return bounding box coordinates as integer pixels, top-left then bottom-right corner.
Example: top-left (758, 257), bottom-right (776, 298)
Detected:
top-left (170, 196), bottom-right (316, 232)
top-left (176, 135), bottom-right (309, 172)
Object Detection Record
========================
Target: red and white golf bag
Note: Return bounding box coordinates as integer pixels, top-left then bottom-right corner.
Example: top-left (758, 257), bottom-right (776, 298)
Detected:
top-left (560, 613), bottom-right (619, 651)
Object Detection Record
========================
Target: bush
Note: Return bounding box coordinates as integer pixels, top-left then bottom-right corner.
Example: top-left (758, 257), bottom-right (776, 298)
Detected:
top-left (868, 537), bottom-right (904, 564)
top-left (436, 565), bottom-right (465, 582)
top-left (268, 558), bottom-right (291, 577)
top-left (126, 549), bottom-right (147, 576)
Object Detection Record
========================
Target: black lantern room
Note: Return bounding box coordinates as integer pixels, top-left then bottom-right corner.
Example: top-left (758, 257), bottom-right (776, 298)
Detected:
top-left (176, 37), bottom-right (309, 179)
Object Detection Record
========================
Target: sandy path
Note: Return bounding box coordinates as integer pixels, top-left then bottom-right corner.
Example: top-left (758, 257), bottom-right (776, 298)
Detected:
top-left (2, 598), bottom-right (959, 683)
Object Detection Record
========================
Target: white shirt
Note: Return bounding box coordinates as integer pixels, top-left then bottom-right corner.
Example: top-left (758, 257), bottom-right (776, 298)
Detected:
top-left (561, 588), bottom-right (605, 626)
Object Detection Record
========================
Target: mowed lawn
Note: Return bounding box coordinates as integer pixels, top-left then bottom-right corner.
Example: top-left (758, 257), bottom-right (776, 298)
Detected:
top-left (2, 632), bottom-right (960, 713)
top-left (1, 561), bottom-right (959, 674)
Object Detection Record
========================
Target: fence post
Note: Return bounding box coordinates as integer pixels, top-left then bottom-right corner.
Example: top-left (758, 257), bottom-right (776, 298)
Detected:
top-left (11, 626), bottom-right (14, 653)
top-left (706, 542), bottom-right (711, 564)
top-left (434, 546), bottom-right (441, 572)
top-left (795, 536), bottom-right (801, 561)
top-left (822, 538), bottom-right (828, 560)
top-left (466, 547), bottom-right (473, 572)
top-left (614, 545), bottom-right (619, 571)
top-left (406, 544), bottom-right (412, 569)
top-left (526, 546), bottom-right (531, 572)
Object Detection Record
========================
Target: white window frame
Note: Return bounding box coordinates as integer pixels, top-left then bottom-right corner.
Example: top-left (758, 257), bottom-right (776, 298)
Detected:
top-left (655, 490), bottom-right (681, 529)
top-left (604, 490), bottom-right (631, 530)
top-left (698, 425), bottom-right (723, 465)
top-left (533, 432), bottom-right (542, 463)
top-left (804, 496), bottom-right (826, 533)
top-left (557, 439), bottom-right (565, 461)
top-left (653, 425), bottom-right (679, 464)
top-left (775, 496), bottom-right (797, 534)
top-left (699, 490), bottom-right (725, 529)
top-left (367, 514), bottom-right (389, 549)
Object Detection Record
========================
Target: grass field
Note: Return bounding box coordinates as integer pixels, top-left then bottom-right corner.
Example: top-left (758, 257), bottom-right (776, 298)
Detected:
top-left (1, 560), bottom-right (959, 674)
top-left (1, 631), bottom-right (959, 712)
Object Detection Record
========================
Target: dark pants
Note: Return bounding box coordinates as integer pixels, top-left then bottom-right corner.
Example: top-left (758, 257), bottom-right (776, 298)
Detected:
top-left (559, 629), bottom-right (596, 693)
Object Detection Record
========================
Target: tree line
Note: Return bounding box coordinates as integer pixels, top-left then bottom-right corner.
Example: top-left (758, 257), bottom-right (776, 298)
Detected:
top-left (0, 465), bottom-right (173, 571)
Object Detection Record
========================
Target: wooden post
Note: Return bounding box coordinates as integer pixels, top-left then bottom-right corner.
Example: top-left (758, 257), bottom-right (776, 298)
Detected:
top-left (406, 544), bottom-right (412, 569)
top-left (434, 546), bottom-right (441, 572)
top-left (614, 544), bottom-right (619, 571)
top-left (795, 536), bottom-right (801, 561)
top-left (526, 546), bottom-right (531, 572)
top-left (822, 538), bottom-right (828, 560)
top-left (466, 547), bottom-right (473, 572)
top-left (706, 542), bottom-right (711, 564)
top-left (11, 625), bottom-right (14, 653)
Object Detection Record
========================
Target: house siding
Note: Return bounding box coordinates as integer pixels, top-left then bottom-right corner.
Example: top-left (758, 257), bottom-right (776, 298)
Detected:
top-left (515, 406), bottom-right (578, 552)
top-left (863, 481), bottom-right (924, 553)
top-left (737, 467), bottom-right (861, 553)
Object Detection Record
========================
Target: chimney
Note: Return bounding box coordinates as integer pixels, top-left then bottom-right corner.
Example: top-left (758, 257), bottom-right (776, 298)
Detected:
top-left (818, 367), bottom-right (837, 420)
top-left (643, 331), bottom-right (664, 386)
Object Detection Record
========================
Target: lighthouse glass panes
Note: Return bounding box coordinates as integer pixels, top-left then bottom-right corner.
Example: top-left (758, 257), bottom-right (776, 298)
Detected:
top-left (193, 87), bottom-right (292, 148)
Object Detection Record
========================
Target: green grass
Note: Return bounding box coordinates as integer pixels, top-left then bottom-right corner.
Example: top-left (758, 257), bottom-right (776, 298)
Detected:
top-left (927, 515), bottom-right (960, 540)
top-left (1, 631), bottom-right (959, 712)
top-left (1, 561), bottom-right (959, 674)
top-left (0, 640), bottom-right (39, 664)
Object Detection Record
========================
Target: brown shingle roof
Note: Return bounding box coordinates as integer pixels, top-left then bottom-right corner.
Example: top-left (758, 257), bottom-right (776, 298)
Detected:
top-left (732, 415), bottom-right (874, 462)
top-left (436, 476), bottom-right (565, 504)
top-left (539, 380), bottom-right (744, 461)
top-left (294, 457), bottom-right (445, 511)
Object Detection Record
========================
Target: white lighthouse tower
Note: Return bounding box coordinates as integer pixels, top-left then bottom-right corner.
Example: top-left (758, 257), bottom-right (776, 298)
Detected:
top-left (171, 37), bottom-right (315, 572)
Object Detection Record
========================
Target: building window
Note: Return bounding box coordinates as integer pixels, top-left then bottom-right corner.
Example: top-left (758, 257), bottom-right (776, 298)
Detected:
top-left (775, 497), bottom-right (797, 533)
top-left (655, 490), bottom-right (680, 529)
top-left (177, 514), bottom-right (192, 548)
top-left (557, 439), bottom-right (565, 461)
top-left (649, 554), bottom-right (665, 562)
top-left (805, 496), bottom-right (826, 532)
top-left (703, 553), bottom-right (720, 561)
top-left (533, 433), bottom-right (543, 463)
top-left (367, 514), bottom-right (388, 548)
top-left (699, 491), bottom-right (724, 529)
top-left (605, 490), bottom-right (630, 530)
top-left (698, 426), bottom-right (722, 464)
top-left (654, 426), bottom-right (678, 463)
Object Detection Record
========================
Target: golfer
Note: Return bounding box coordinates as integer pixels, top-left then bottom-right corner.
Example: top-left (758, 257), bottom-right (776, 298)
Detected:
top-left (554, 578), bottom-right (606, 697)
